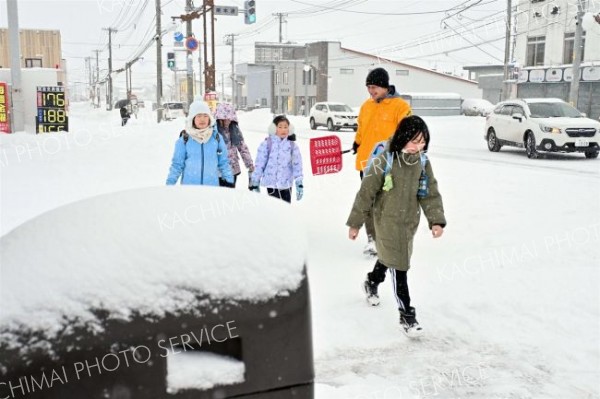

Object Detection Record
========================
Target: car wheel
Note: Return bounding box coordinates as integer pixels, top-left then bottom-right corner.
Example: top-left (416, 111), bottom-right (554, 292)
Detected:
top-left (327, 119), bottom-right (334, 131)
top-left (309, 117), bottom-right (317, 130)
top-left (525, 132), bottom-right (539, 159)
top-left (584, 150), bottom-right (599, 159)
top-left (487, 129), bottom-right (501, 152)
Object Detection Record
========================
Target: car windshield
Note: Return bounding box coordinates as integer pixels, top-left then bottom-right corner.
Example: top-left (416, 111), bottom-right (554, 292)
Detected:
top-left (528, 102), bottom-right (582, 118)
top-left (329, 104), bottom-right (353, 112)
top-left (167, 103), bottom-right (183, 109)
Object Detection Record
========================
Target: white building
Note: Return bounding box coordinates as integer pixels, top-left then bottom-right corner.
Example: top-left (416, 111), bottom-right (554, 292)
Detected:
top-left (325, 42), bottom-right (482, 108)
top-left (514, 0), bottom-right (600, 68)
top-left (513, 0), bottom-right (600, 118)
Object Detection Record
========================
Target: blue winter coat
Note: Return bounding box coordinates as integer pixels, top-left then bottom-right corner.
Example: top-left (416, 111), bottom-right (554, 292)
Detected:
top-left (252, 135), bottom-right (303, 189)
top-left (166, 127), bottom-right (234, 186)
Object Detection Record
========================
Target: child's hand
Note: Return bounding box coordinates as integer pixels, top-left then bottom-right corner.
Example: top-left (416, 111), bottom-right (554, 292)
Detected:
top-left (348, 227), bottom-right (360, 240)
top-left (432, 225), bottom-right (444, 238)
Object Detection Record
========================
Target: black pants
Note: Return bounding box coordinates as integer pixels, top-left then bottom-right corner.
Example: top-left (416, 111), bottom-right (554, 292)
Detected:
top-left (359, 171), bottom-right (376, 240)
top-left (367, 260), bottom-right (411, 311)
top-left (121, 117), bottom-right (129, 126)
top-left (267, 188), bottom-right (291, 203)
top-left (219, 173), bottom-right (239, 188)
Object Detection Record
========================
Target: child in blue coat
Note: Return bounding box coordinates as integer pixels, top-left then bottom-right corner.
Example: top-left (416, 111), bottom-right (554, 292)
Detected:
top-left (166, 100), bottom-right (234, 186)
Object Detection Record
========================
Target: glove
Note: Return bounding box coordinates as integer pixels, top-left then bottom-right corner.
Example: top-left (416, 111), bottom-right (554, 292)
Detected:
top-left (295, 180), bottom-right (304, 201)
top-left (249, 176), bottom-right (260, 192)
top-left (352, 141), bottom-right (359, 154)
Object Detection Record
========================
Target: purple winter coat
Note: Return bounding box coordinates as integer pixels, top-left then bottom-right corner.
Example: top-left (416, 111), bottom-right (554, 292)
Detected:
top-left (252, 135), bottom-right (303, 190)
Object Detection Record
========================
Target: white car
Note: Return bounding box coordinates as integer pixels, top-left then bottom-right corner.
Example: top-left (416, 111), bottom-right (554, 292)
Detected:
top-left (484, 98), bottom-right (600, 159)
top-left (462, 98), bottom-right (494, 116)
top-left (163, 102), bottom-right (186, 120)
top-left (309, 102), bottom-right (358, 131)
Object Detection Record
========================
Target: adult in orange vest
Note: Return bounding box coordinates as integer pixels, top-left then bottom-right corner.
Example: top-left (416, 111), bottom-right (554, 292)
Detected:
top-left (352, 67), bottom-right (412, 257)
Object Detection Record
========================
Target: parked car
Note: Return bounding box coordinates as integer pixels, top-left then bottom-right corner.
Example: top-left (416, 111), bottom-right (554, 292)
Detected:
top-left (309, 102), bottom-right (358, 131)
top-left (462, 98), bottom-right (494, 116)
top-left (163, 102), bottom-right (186, 120)
top-left (484, 98), bottom-right (600, 159)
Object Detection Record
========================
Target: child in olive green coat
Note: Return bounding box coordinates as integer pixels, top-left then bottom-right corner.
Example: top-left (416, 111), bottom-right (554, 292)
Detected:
top-left (346, 115), bottom-right (446, 338)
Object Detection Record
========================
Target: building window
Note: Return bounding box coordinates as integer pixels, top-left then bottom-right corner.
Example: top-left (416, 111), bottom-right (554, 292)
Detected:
top-left (563, 32), bottom-right (586, 65)
top-left (261, 98), bottom-right (267, 106)
top-left (275, 72), bottom-right (280, 84)
top-left (283, 71), bottom-right (289, 84)
top-left (340, 68), bottom-right (354, 74)
top-left (396, 69), bottom-right (409, 76)
top-left (526, 36), bottom-right (545, 66)
top-left (25, 58), bottom-right (42, 68)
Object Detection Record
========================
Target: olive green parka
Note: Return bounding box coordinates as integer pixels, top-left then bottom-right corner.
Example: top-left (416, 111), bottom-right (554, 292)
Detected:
top-left (346, 151), bottom-right (446, 271)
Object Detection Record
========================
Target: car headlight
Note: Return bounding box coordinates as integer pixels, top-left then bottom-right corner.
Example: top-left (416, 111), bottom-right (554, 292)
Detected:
top-left (539, 124), bottom-right (561, 134)
top-left (334, 114), bottom-right (344, 119)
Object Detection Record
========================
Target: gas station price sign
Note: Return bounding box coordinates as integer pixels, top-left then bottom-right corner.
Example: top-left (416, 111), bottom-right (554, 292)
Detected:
top-left (36, 86), bottom-right (68, 133)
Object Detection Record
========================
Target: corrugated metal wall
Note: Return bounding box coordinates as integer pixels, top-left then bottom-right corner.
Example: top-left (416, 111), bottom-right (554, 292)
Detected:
top-left (517, 82), bottom-right (600, 120)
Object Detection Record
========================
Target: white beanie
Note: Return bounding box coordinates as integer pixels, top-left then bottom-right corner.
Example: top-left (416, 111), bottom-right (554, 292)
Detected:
top-left (186, 100), bottom-right (215, 128)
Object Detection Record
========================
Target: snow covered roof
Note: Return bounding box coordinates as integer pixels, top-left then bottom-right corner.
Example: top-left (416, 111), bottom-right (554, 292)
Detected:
top-left (0, 186), bottom-right (308, 339)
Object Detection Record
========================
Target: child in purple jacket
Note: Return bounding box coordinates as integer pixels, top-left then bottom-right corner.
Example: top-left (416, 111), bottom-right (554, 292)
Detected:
top-left (250, 115), bottom-right (304, 203)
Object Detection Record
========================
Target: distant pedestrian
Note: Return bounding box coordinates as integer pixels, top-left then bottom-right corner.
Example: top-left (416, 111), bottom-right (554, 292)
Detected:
top-left (249, 115), bottom-right (304, 203)
top-left (214, 102), bottom-right (254, 188)
top-left (119, 106), bottom-right (130, 126)
top-left (347, 116), bottom-right (446, 337)
top-left (166, 100), bottom-right (234, 186)
top-left (353, 67), bottom-right (412, 258)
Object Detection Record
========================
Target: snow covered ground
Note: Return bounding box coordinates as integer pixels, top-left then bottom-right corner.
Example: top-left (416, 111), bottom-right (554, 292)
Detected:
top-left (1, 103), bottom-right (599, 398)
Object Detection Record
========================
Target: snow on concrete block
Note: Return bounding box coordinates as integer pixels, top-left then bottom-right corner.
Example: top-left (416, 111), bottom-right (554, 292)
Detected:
top-left (166, 351), bottom-right (245, 393)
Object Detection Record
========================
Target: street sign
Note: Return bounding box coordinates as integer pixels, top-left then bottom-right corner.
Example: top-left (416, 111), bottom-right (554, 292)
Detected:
top-left (215, 5), bottom-right (238, 15)
top-left (185, 37), bottom-right (199, 52)
top-left (174, 41), bottom-right (183, 47)
top-left (0, 82), bottom-right (11, 133)
top-left (174, 31), bottom-right (184, 42)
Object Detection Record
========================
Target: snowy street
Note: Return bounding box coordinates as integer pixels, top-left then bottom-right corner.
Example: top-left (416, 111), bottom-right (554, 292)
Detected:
top-left (1, 104), bottom-right (599, 398)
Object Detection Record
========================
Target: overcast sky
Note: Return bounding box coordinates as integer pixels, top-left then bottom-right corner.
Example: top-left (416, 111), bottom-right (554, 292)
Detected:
top-left (1, 0), bottom-right (510, 93)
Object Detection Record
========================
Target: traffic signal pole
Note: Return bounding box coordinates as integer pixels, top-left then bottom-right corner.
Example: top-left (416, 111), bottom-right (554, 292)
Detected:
top-left (186, 0), bottom-right (194, 106)
top-left (156, 0), bottom-right (163, 122)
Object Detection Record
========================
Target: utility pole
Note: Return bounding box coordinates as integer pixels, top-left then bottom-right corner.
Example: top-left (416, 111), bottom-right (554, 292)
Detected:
top-left (303, 44), bottom-right (309, 116)
top-left (221, 73), bottom-right (225, 101)
top-left (156, 0), bottom-right (163, 122)
top-left (185, 0), bottom-right (194, 106)
top-left (93, 50), bottom-right (101, 108)
top-left (6, 0), bottom-right (24, 132)
top-left (569, 0), bottom-right (586, 108)
top-left (273, 13), bottom-right (288, 43)
top-left (103, 27), bottom-right (117, 110)
top-left (502, 0), bottom-right (512, 101)
top-left (225, 34), bottom-right (237, 107)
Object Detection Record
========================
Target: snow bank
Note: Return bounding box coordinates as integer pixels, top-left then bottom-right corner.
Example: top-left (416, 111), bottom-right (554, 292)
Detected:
top-left (166, 351), bottom-right (245, 393)
top-left (0, 186), bottom-right (307, 339)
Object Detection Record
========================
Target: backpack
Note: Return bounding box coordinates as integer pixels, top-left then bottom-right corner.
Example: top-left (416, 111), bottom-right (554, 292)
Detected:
top-left (366, 140), bottom-right (428, 198)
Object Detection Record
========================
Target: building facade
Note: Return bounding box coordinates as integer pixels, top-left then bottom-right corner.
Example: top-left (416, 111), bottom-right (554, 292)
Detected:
top-left (237, 41), bottom-right (482, 115)
top-left (0, 28), bottom-right (67, 86)
top-left (513, 0), bottom-right (600, 118)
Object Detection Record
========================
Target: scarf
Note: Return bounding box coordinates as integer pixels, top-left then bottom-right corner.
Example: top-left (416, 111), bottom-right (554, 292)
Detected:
top-left (187, 125), bottom-right (213, 144)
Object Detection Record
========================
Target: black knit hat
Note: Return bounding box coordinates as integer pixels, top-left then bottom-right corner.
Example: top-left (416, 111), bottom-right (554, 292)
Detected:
top-left (389, 115), bottom-right (431, 154)
top-left (365, 67), bottom-right (389, 88)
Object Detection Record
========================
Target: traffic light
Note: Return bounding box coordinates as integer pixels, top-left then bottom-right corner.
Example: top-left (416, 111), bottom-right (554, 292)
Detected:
top-left (244, 0), bottom-right (256, 25)
top-left (167, 52), bottom-right (175, 70)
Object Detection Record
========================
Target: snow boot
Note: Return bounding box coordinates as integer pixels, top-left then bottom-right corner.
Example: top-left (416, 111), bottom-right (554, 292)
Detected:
top-left (363, 237), bottom-right (377, 259)
top-left (399, 306), bottom-right (423, 338)
top-left (363, 278), bottom-right (380, 306)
